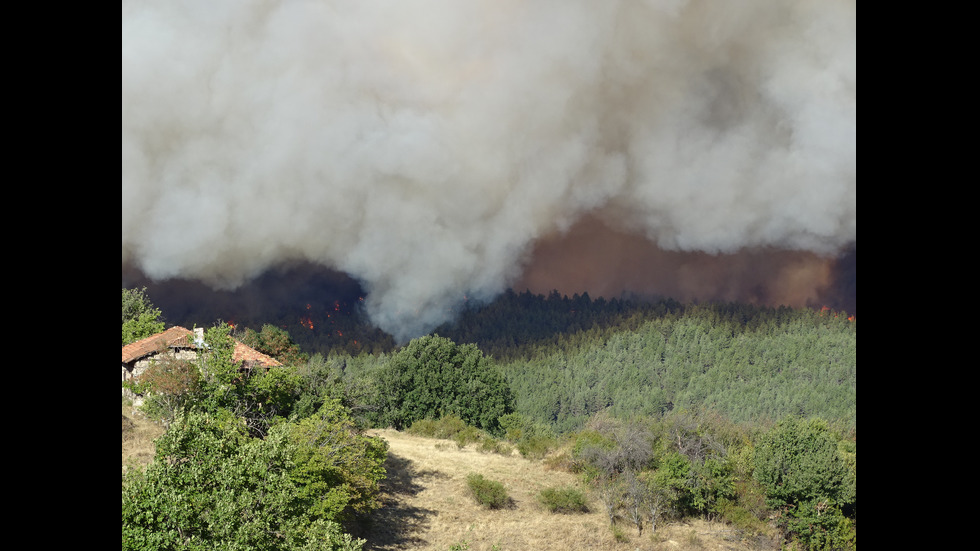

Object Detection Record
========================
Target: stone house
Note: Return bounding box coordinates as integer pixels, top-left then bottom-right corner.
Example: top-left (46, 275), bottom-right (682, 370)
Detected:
top-left (122, 326), bottom-right (282, 403)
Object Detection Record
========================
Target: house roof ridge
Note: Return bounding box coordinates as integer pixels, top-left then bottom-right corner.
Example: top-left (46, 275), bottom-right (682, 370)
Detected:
top-left (122, 325), bottom-right (282, 367)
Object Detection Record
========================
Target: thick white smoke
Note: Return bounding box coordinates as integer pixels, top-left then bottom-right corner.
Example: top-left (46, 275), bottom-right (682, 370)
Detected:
top-left (122, 0), bottom-right (856, 342)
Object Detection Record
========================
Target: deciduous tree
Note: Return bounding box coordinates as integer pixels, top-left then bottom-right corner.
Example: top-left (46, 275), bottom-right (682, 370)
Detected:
top-left (288, 399), bottom-right (388, 521)
top-left (121, 408), bottom-right (367, 550)
top-left (122, 287), bottom-right (165, 345)
top-left (374, 335), bottom-right (514, 434)
top-left (754, 416), bottom-right (855, 549)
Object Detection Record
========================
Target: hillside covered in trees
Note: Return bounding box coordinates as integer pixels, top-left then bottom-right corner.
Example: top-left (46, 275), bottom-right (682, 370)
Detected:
top-left (122, 287), bottom-right (855, 550)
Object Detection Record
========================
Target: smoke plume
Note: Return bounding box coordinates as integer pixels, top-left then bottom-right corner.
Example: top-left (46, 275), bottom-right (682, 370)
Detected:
top-left (122, 0), bottom-right (856, 342)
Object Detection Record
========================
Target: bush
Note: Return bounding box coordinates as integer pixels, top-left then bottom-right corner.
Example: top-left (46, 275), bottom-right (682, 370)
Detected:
top-left (479, 437), bottom-right (513, 456)
top-left (538, 486), bottom-right (589, 513)
top-left (453, 425), bottom-right (485, 449)
top-left (466, 473), bottom-right (510, 509)
top-left (406, 416), bottom-right (488, 449)
top-left (499, 412), bottom-right (558, 459)
top-left (542, 449), bottom-right (576, 472)
top-left (408, 416), bottom-right (468, 439)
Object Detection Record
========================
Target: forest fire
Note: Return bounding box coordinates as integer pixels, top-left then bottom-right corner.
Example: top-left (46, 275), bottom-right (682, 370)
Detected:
top-left (299, 304), bottom-right (315, 330)
top-left (819, 305), bottom-right (855, 322)
top-left (122, 2), bottom-right (854, 343)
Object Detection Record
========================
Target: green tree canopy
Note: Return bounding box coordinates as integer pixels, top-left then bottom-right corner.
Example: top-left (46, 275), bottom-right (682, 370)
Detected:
top-left (753, 417), bottom-right (852, 511)
top-left (288, 399), bottom-right (389, 522)
top-left (753, 416), bottom-right (856, 549)
top-left (121, 408), bottom-right (368, 550)
top-left (374, 335), bottom-right (514, 434)
top-left (122, 287), bottom-right (166, 345)
top-left (239, 324), bottom-right (309, 366)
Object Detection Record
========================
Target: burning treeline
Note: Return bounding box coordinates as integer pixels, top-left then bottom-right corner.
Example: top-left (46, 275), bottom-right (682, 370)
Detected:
top-left (122, 1), bottom-right (855, 341)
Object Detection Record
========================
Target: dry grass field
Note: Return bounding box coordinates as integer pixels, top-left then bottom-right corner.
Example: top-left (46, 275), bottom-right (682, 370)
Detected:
top-left (121, 404), bottom-right (776, 550)
top-left (354, 429), bottom-right (776, 551)
top-left (122, 400), bottom-right (165, 475)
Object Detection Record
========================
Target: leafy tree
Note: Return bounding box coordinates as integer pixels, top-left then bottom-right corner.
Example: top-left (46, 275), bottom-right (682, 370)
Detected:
top-left (122, 287), bottom-right (165, 345)
top-left (239, 324), bottom-right (309, 366)
top-left (754, 417), bottom-right (851, 511)
top-left (288, 399), bottom-right (388, 521)
top-left (373, 335), bottom-right (514, 434)
top-left (293, 353), bottom-right (380, 426)
top-left (191, 324), bottom-right (304, 436)
top-left (754, 417), bottom-right (855, 550)
top-left (121, 408), bottom-right (367, 550)
top-left (686, 456), bottom-right (735, 518)
top-left (198, 323), bottom-right (239, 388)
top-left (232, 366), bottom-right (306, 436)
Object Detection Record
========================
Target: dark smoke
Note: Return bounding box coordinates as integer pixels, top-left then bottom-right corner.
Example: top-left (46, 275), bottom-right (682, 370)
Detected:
top-left (122, 261), bottom-right (367, 331)
top-left (122, 1), bottom-right (856, 340)
top-left (515, 215), bottom-right (856, 314)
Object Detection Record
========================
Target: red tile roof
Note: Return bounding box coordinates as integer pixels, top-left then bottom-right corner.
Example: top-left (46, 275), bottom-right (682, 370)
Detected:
top-left (121, 326), bottom-right (194, 364)
top-left (232, 340), bottom-right (282, 368)
top-left (122, 326), bottom-right (282, 368)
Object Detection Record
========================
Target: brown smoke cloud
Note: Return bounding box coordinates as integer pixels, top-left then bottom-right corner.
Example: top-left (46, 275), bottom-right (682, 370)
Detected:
top-left (516, 214), bottom-right (846, 309)
top-left (122, 0), bottom-right (856, 341)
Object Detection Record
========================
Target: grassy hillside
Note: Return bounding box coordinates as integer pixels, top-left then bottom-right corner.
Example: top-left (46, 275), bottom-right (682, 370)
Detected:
top-left (352, 429), bottom-right (779, 551)
top-left (122, 407), bottom-right (779, 550)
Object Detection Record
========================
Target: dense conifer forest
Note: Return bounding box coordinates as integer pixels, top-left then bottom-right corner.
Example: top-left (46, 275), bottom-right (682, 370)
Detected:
top-left (370, 290), bottom-right (855, 435)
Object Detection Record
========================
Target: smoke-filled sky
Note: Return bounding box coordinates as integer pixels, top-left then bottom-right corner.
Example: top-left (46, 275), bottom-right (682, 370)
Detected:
top-left (122, 0), bottom-right (856, 342)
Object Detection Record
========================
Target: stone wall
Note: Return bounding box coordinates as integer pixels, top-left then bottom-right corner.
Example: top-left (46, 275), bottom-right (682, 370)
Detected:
top-left (122, 347), bottom-right (200, 406)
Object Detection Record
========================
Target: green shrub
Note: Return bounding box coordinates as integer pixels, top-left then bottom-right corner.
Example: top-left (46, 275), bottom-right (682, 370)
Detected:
top-left (406, 416), bottom-right (489, 449)
top-left (538, 486), bottom-right (589, 513)
top-left (542, 449), bottom-right (576, 472)
top-left (408, 415), bottom-right (469, 439)
top-left (454, 425), bottom-right (485, 448)
top-left (466, 473), bottom-right (510, 509)
top-left (499, 412), bottom-right (557, 459)
top-left (717, 498), bottom-right (767, 536)
top-left (479, 437), bottom-right (513, 456)
top-left (516, 434), bottom-right (557, 459)
top-left (717, 479), bottom-right (770, 535)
